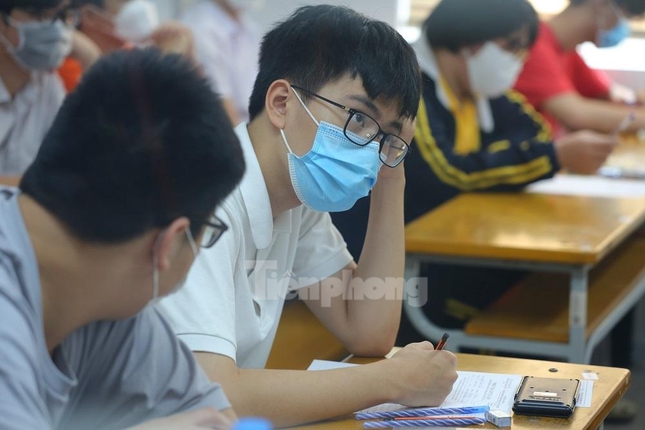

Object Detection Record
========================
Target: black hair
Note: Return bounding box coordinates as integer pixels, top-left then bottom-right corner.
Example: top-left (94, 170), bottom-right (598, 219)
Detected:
top-left (248, 5), bottom-right (421, 121)
top-left (0, 0), bottom-right (64, 15)
top-left (570, 0), bottom-right (645, 15)
top-left (20, 48), bottom-right (246, 243)
top-left (423, 0), bottom-right (539, 52)
top-left (71, 0), bottom-right (104, 8)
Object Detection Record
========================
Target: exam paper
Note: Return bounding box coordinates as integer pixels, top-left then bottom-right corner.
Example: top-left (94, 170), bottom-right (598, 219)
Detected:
top-left (439, 371), bottom-right (523, 414)
top-left (307, 360), bottom-right (594, 411)
top-left (526, 174), bottom-right (645, 198)
top-left (307, 360), bottom-right (522, 414)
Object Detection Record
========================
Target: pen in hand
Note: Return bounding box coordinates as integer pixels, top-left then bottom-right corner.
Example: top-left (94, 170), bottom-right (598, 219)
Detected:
top-left (435, 333), bottom-right (449, 351)
top-left (611, 112), bottom-right (636, 136)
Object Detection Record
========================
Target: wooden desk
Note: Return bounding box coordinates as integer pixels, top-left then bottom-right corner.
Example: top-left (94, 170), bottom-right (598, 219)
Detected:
top-left (292, 353), bottom-right (630, 430)
top-left (606, 134), bottom-right (645, 173)
top-left (403, 193), bottom-right (645, 363)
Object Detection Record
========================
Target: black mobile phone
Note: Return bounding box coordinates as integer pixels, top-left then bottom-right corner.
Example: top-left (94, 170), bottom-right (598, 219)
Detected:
top-left (512, 376), bottom-right (580, 418)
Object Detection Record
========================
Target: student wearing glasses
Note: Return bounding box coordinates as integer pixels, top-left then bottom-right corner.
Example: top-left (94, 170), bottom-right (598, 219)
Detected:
top-left (157, 5), bottom-right (458, 427)
top-left (0, 48), bottom-right (246, 430)
top-left (333, 0), bottom-right (618, 339)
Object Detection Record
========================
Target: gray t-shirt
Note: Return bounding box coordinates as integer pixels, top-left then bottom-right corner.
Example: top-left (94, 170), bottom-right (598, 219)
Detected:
top-left (0, 188), bottom-right (230, 430)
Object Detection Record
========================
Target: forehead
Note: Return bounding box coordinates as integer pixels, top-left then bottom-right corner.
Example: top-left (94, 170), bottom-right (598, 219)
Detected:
top-left (500, 26), bottom-right (531, 45)
top-left (316, 75), bottom-right (406, 127)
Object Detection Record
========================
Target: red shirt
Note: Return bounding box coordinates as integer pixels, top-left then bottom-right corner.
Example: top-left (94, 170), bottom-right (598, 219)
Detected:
top-left (514, 22), bottom-right (611, 134)
top-left (57, 57), bottom-right (83, 93)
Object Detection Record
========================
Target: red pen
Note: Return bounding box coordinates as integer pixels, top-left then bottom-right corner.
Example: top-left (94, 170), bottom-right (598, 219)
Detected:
top-left (435, 333), bottom-right (449, 350)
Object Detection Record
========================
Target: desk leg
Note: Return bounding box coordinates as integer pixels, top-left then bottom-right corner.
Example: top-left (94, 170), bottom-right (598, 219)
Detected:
top-left (403, 256), bottom-right (461, 347)
top-left (569, 267), bottom-right (589, 363)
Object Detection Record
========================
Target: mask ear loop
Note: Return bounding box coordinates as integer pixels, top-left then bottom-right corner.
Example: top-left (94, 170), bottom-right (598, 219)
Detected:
top-left (185, 227), bottom-right (198, 257)
top-left (291, 87), bottom-right (320, 126)
top-left (280, 86), bottom-right (320, 154)
top-left (151, 230), bottom-right (166, 302)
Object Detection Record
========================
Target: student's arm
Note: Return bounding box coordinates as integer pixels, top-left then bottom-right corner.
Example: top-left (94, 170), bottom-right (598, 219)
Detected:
top-left (195, 342), bottom-right (457, 428)
top-left (296, 119), bottom-right (418, 356)
top-left (69, 30), bottom-right (102, 71)
top-left (405, 96), bottom-right (559, 193)
top-left (128, 408), bottom-right (233, 430)
top-left (543, 92), bottom-right (645, 133)
top-left (58, 308), bottom-right (234, 430)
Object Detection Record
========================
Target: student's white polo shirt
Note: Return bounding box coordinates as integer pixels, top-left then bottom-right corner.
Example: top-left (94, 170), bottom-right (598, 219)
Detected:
top-left (158, 123), bottom-right (354, 369)
top-left (0, 72), bottom-right (65, 174)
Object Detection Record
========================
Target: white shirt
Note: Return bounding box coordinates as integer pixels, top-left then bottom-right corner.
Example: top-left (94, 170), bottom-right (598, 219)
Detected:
top-left (158, 123), bottom-right (354, 369)
top-left (182, 1), bottom-right (260, 123)
top-left (0, 72), bottom-right (65, 175)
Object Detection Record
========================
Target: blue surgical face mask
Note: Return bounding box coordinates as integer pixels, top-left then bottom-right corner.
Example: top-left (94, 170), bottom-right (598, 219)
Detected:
top-left (0, 18), bottom-right (72, 71)
top-left (598, 15), bottom-right (631, 48)
top-left (280, 89), bottom-right (381, 213)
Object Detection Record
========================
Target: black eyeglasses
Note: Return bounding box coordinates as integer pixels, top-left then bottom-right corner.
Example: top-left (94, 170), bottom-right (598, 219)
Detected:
top-left (291, 85), bottom-right (410, 168)
top-left (202, 213), bottom-right (229, 248)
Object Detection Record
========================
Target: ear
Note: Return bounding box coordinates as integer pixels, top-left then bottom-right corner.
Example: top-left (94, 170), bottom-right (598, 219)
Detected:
top-left (154, 217), bottom-right (190, 272)
top-left (265, 79), bottom-right (292, 130)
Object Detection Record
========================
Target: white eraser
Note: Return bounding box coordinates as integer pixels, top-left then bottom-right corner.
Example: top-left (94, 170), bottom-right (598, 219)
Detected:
top-left (486, 410), bottom-right (512, 428)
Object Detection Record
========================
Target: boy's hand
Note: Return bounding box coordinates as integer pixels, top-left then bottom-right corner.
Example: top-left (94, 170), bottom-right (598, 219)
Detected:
top-left (555, 130), bottom-right (619, 174)
top-left (384, 341), bottom-right (458, 407)
top-left (149, 22), bottom-right (197, 65)
top-left (377, 117), bottom-right (415, 180)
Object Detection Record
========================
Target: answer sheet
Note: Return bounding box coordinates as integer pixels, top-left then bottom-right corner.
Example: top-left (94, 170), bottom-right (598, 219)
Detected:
top-left (307, 360), bottom-right (594, 412)
top-left (526, 174), bottom-right (645, 198)
top-left (307, 360), bottom-right (522, 413)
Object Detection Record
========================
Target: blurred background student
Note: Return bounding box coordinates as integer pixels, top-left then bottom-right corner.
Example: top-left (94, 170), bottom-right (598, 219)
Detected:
top-left (59, 0), bottom-right (196, 91)
top-left (514, 0), bottom-right (645, 135)
top-left (1, 0), bottom-right (77, 176)
top-left (181, 0), bottom-right (263, 125)
top-left (333, 0), bottom-right (618, 338)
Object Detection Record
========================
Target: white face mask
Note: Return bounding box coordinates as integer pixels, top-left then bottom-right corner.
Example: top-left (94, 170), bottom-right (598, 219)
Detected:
top-left (465, 41), bottom-right (523, 98)
top-left (227, 0), bottom-right (265, 11)
top-left (0, 19), bottom-right (72, 71)
top-left (114, 0), bottom-right (159, 44)
top-left (149, 229), bottom-right (198, 307)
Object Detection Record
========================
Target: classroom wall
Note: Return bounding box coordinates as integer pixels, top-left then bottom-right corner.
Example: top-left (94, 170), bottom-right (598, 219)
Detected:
top-left (150, 0), bottom-right (402, 30)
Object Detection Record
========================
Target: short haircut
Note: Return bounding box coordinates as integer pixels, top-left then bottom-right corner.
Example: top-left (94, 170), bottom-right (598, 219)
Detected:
top-left (21, 49), bottom-right (246, 243)
top-left (423, 0), bottom-right (539, 53)
top-left (0, 0), bottom-right (64, 15)
top-left (71, 0), bottom-right (104, 8)
top-left (248, 5), bottom-right (421, 121)
top-left (570, 0), bottom-right (645, 15)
